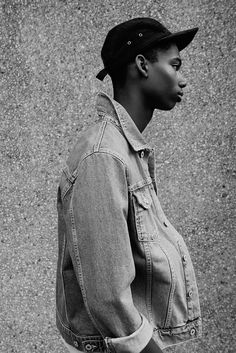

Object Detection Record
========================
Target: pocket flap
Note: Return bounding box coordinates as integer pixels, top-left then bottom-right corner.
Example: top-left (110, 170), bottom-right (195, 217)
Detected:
top-left (133, 189), bottom-right (152, 209)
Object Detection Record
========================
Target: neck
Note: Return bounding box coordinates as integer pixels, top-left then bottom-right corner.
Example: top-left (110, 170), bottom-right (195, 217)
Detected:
top-left (113, 86), bottom-right (154, 133)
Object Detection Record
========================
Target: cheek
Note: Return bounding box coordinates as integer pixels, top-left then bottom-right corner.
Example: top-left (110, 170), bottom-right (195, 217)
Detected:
top-left (156, 66), bottom-right (177, 90)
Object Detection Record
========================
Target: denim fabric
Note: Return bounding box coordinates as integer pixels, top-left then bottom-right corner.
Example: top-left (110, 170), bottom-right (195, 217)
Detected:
top-left (56, 92), bottom-right (202, 353)
top-left (61, 337), bottom-right (84, 353)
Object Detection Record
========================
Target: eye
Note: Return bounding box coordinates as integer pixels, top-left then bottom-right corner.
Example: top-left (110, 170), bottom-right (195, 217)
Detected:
top-left (172, 64), bottom-right (180, 71)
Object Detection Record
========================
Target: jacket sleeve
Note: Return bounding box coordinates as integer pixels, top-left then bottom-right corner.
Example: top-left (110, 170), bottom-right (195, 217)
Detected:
top-left (68, 151), bottom-right (154, 353)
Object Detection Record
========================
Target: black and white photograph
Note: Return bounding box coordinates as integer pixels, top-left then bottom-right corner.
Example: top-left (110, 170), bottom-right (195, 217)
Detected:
top-left (0, 1), bottom-right (235, 352)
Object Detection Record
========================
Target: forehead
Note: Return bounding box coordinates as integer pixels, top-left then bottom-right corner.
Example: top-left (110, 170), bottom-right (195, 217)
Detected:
top-left (157, 43), bottom-right (181, 60)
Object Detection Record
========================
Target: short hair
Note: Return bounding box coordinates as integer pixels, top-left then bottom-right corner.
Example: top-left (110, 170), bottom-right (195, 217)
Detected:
top-left (110, 41), bottom-right (173, 88)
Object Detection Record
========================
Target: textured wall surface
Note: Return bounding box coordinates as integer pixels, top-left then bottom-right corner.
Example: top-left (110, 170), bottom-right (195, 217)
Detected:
top-left (0, 0), bottom-right (235, 352)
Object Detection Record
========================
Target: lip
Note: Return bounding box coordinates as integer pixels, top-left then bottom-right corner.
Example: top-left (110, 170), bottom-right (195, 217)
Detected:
top-left (176, 95), bottom-right (182, 102)
top-left (176, 92), bottom-right (183, 102)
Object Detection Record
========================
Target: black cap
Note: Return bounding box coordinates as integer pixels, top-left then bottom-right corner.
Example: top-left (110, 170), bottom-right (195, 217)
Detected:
top-left (96, 17), bottom-right (198, 81)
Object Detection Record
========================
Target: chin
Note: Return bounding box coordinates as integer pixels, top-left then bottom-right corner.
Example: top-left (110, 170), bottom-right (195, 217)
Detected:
top-left (156, 102), bottom-right (176, 111)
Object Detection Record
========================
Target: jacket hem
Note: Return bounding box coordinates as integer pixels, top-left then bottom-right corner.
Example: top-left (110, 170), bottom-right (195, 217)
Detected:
top-left (153, 316), bottom-right (202, 349)
top-left (56, 311), bottom-right (107, 352)
top-left (57, 311), bottom-right (202, 352)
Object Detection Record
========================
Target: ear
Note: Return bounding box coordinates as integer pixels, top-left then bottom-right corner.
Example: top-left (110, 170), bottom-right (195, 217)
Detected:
top-left (135, 54), bottom-right (148, 78)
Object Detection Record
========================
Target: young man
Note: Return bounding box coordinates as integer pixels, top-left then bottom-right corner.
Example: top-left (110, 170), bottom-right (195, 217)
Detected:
top-left (56, 18), bottom-right (202, 353)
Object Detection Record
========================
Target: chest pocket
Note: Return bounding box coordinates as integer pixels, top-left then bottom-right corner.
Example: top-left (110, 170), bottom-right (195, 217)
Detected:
top-left (132, 186), bottom-right (158, 242)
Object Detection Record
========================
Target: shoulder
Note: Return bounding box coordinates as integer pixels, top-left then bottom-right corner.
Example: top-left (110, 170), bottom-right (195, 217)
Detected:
top-left (67, 119), bottom-right (132, 172)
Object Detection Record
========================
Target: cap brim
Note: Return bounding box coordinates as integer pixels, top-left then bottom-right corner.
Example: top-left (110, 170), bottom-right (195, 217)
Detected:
top-left (156, 27), bottom-right (199, 51)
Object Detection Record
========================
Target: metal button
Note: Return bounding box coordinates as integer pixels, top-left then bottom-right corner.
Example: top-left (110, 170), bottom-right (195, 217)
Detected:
top-left (74, 341), bottom-right (79, 348)
top-left (188, 290), bottom-right (193, 298)
top-left (183, 255), bottom-right (187, 262)
top-left (139, 33), bottom-right (143, 37)
top-left (140, 151), bottom-right (145, 158)
top-left (190, 328), bottom-right (196, 336)
top-left (85, 343), bottom-right (93, 351)
top-left (127, 41), bottom-right (132, 45)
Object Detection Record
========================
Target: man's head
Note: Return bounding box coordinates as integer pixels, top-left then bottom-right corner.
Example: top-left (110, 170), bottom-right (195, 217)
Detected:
top-left (109, 42), bottom-right (186, 111)
top-left (97, 18), bottom-right (198, 111)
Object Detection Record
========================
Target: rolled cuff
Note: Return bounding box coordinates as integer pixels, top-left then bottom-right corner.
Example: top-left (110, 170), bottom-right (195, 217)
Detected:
top-left (105, 314), bottom-right (153, 353)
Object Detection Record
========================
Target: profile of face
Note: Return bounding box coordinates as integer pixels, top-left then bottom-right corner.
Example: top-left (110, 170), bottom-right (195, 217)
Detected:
top-left (139, 43), bottom-right (187, 111)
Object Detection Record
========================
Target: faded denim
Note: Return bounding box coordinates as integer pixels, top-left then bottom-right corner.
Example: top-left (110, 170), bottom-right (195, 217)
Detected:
top-left (56, 92), bottom-right (202, 352)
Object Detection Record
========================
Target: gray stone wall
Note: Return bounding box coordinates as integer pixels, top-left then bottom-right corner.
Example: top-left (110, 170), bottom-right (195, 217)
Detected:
top-left (0, 1), bottom-right (235, 352)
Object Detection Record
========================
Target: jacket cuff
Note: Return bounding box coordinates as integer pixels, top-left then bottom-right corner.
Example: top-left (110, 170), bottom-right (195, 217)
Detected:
top-left (105, 314), bottom-right (153, 353)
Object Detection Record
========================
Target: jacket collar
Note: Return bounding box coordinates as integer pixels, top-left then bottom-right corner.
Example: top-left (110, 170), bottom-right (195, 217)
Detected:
top-left (96, 91), bottom-right (152, 152)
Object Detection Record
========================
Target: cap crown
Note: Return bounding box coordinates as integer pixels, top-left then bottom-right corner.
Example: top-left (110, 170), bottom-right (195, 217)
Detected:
top-left (101, 17), bottom-right (171, 70)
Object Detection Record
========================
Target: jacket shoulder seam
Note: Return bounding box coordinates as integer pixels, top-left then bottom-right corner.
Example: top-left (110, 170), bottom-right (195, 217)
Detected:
top-left (81, 149), bottom-right (128, 170)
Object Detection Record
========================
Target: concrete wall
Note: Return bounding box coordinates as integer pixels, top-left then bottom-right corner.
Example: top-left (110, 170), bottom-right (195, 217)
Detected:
top-left (1, 1), bottom-right (235, 352)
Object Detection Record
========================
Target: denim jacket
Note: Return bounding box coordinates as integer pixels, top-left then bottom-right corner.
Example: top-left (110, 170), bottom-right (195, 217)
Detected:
top-left (56, 92), bottom-right (202, 353)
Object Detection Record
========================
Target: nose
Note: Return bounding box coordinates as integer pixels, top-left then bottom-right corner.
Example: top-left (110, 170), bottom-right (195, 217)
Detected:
top-left (178, 72), bottom-right (187, 89)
